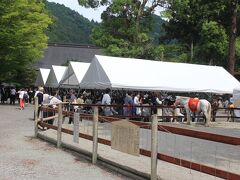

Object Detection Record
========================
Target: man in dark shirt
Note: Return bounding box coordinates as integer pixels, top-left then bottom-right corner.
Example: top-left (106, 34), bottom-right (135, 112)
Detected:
top-left (36, 87), bottom-right (44, 118)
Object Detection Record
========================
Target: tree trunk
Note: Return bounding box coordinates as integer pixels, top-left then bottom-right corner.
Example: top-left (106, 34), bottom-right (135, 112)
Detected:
top-left (190, 40), bottom-right (194, 62)
top-left (228, 0), bottom-right (238, 75)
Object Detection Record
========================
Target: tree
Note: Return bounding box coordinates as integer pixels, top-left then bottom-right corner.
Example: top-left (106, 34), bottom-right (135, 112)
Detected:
top-left (163, 0), bottom-right (227, 63)
top-left (228, 0), bottom-right (238, 75)
top-left (0, 0), bottom-right (52, 86)
top-left (79, 0), bottom-right (166, 59)
top-left (163, 0), bottom-right (240, 71)
top-left (196, 21), bottom-right (228, 65)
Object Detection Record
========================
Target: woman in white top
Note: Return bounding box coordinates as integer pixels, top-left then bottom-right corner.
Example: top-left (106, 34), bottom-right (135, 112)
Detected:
top-left (134, 93), bottom-right (141, 115)
top-left (18, 88), bottom-right (27, 110)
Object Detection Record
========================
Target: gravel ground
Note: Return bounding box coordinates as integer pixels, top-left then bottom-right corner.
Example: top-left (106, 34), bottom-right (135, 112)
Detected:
top-left (0, 104), bottom-right (132, 180)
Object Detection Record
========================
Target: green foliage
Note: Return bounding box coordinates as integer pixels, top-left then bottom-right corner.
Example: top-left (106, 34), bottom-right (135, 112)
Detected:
top-left (164, 0), bottom-right (226, 43)
top-left (88, 0), bottom-right (165, 59)
top-left (0, 0), bottom-right (52, 86)
top-left (195, 21), bottom-right (228, 65)
top-left (235, 37), bottom-right (240, 70)
top-left (151, 14), bottom-right (166, 44)
top-left (78, 0), bottom-right (109, 8)
top-left (162, 0), bottom-right (233, 66)
top-left (161, 44), bottom-right (189, 63)
top-left (45, 1), bottom-right (98, 44)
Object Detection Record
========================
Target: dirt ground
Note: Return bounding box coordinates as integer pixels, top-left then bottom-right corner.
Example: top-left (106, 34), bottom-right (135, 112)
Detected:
top-left (0, 104), bottom-right (132, 180)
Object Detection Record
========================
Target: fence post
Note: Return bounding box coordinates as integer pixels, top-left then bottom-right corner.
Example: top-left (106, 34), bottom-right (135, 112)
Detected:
top-left (57, 103), bottom-right (63, 148)
top-left (62, 96), bottom-right (66, 123)
top-left (34, 97), bottom-right (38, 137)
top-left (151, 114), bottom-right (158, 180)
top-left (73, 112), bottom-right (80, 143)
top-left (92, 106), bottom-right (98, 164)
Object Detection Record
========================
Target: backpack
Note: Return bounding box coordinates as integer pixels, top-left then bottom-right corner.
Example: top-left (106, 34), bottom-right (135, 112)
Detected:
top-left (23, 93), bottom-right (28, 99)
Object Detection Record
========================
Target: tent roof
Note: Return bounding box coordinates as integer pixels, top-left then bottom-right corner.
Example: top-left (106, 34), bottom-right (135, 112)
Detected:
top-left (80, 55), bottom-right (240, 94)
top-left (45, 65), bottom-right (67, 88)
top-left (35, 68), bottom-right (50, 86)
top-left (60, 61), bottom-right (90, 88)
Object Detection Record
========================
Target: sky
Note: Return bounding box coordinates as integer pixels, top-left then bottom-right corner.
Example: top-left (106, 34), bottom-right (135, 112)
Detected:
top-left (47, 0), bottom-right (106, 22)
top-left (47, 0), bottom-right (164, 22)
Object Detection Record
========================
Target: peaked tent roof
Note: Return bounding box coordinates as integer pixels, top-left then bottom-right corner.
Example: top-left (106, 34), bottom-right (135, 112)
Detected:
top-left (60, 61), bottom-right (90, 88)
top-left (45, 65), bottom-right (67, 88)
top-left (80, 55), bottom-right (240, 94)
top-left (35, 68), bottom-right (50, 86)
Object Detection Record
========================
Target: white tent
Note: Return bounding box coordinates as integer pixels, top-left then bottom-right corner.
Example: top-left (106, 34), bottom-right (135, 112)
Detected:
top-left (80, 55), bottom-right (240, 94)
top-left (60, 61), bottom-right (90, 88)
top-left (35, 68), bottom-right (50, 86)
top-left (45, 65), bottom-right (67, 88)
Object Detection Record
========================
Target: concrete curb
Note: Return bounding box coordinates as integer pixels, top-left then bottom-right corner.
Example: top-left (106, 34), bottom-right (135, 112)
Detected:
top-left (37, 133), bottom-right (153, 180)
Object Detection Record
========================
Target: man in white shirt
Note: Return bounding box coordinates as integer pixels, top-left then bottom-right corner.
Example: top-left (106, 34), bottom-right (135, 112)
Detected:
top-left (101, 88), bottom-right (112, 116)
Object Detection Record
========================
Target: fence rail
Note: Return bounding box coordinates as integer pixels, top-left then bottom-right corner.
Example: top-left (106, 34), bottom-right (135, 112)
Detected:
top-left (34, 98), bottom-right (240, 180)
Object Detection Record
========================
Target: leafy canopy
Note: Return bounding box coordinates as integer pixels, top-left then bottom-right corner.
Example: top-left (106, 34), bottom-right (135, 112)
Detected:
top-left (79, 0), bottom-right (166, 59)
top-left (0, 0), bottom-right (52, 86)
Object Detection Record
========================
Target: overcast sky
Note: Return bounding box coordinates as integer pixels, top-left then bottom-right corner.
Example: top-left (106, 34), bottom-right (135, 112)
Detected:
top-left (47, 0), bottom-right (106, 22)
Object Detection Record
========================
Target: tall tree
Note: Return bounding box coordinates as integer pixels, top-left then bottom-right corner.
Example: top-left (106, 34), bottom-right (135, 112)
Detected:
top-left (0, 0), bottom-right (52, 86)
top-left (163, 0), bottom-right (240, 71)
top-left (78, 0), bottom-right (166, 59)
top-left (228, 0), bottom-right (238, 75)
top-left (163, 0), bottom-right (227, 63)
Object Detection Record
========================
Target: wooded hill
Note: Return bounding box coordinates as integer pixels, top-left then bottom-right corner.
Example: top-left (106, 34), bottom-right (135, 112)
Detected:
top-left (45, 1), bottom-right (98, 44)
top-left (45, 1), bottom-right (165, 45)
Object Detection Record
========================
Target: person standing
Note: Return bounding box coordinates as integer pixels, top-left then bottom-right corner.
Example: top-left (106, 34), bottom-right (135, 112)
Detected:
top-left (123, 92), bottom-right (133, 116)
top-left (101, 88), bottom-right (112, 116)
top-left (76, 94), bottom-right (85, 110)
top-left (18, 88), bottom-right (26, 110)
top-left (155, 93), bottom-right (163, 119)
top-left (133, 93), bottom-right (141, 115)
top-left (10, 87), bottom-right (16, 105)
top-left (68, 91), bottom-right (77, 124)
top-left (28, 88), bottom-right (34, 104)
top-left (36, 87), bottom-right (44, 117)
top-left (211, 97), bottom-right (219, 122)
top-left (0, 86), bottom-right (6, 104)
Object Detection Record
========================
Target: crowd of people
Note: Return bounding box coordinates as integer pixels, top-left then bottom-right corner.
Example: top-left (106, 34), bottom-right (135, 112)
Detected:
top-left (0, 86), bottom-right (35, 107)
top-left (0, 85), bottom-right (234, 122)
top-left (42, 87), bottom-right (233, 122)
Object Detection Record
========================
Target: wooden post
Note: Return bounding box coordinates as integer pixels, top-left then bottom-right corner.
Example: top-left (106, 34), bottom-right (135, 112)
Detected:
top-left (151, 114), bottom-right (158, 180)
top-left (62, 96), bottom-right (66, 123)
top-left (92, 106), bottom-right (98, 164)
top-left (73, 112), bottom-right (80, 143)
top-left (57, 103), bottom-right (63, 148)
top-left (34, 97), bottom-right (38, 137)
